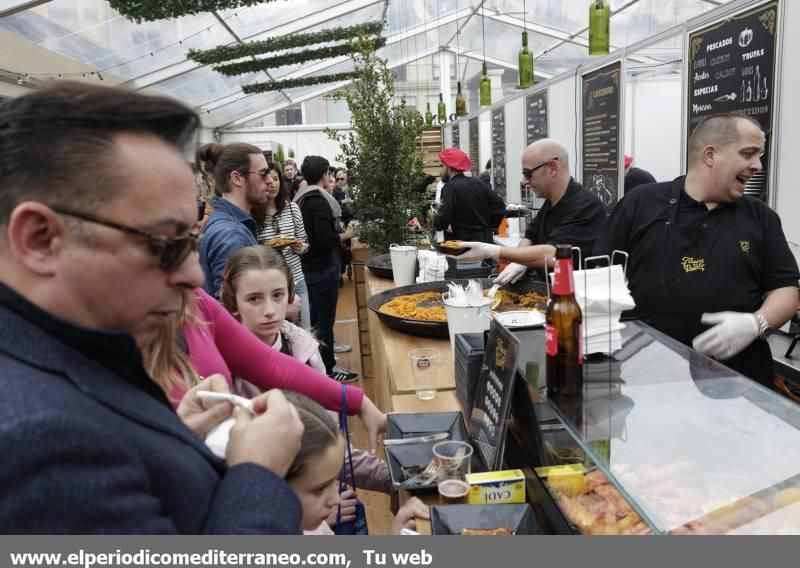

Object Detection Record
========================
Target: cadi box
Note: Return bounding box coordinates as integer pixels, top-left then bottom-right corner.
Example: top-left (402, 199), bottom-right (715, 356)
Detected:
top-left (465, 469), bottom-right (526, 505)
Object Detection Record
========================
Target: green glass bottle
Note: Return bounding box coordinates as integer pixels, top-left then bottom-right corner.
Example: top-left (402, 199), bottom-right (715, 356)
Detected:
top-left (589, 0), bottom-right (610, 55)
top-left (288, 147), bottom-right (295, 158)
top-left (437, 92), bottom-right (446, 124)
top-left (455, 82), bottom-right (467, 117)
top-left (518, 31), bottom-right (534, 88)
top-left (425, 102), bottom-right (433, 127)
top-left (479, 62), bottom-right (492, 107)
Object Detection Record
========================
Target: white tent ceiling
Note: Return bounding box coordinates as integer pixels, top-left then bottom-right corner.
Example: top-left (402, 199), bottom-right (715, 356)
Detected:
top-left (0, 0), bottom-right (730, 129)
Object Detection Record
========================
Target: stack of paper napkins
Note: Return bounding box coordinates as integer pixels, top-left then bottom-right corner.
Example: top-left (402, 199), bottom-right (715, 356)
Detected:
top-left (551, 265), bottom-right (635, 355)
top-left (417, 249), bottom-right (447, 283)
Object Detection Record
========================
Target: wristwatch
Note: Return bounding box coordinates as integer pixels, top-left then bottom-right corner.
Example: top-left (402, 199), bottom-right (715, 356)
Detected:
top-left (755, 311), bottom-right (771, 338)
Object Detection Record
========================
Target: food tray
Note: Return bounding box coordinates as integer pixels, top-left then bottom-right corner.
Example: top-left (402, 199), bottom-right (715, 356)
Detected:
top-left (367, 278), bottom-right (548, 339)
top-left (433, 241), bottom-right (469, 256)
top-left (385, 412), bottom-right (469, 493)
top-left (365, 253), bottom-right (394, 279)
top-left (264, 236), bottom-right (298, 250)
top-left (430, 504), bottom-right (539, 535)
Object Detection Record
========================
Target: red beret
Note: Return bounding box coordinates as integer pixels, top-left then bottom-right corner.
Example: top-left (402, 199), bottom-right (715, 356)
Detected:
top-left (624, 155), bottom-right (633, 169)
top-left (439, 147), bottom-right (471, 172)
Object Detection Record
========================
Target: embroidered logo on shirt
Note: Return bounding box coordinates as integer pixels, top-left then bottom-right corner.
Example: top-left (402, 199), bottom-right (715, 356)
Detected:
top-left (740, 240), bottom-right (751, 253)
top-left (681, 256), bottom-right (706, 273)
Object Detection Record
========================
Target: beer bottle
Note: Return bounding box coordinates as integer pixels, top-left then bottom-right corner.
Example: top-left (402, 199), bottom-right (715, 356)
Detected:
top-left (455, 82), bottom-right (467, 117)
top-left (546, 245), bottom-right (583, 398)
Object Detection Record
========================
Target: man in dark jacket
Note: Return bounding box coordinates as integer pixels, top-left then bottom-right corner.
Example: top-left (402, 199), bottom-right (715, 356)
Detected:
top-left (294, 156), bottom-right (358, 383)
top-left (433, 148), bottom-right (506, 244)
top-left (455, 139), bottom-right (607, 284)
top-left (623, 155), bottom-right (657, 195)
top-left (0, 82), bottom-right (304, 533)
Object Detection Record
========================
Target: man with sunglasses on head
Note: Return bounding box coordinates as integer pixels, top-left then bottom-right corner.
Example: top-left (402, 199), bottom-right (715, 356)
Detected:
top-left (199, 143), bottom-right (270, 297)
top-left (0, 82), bottom-right (305, 533)
top-left (433, 148), bottom-right (507, 244)
top-left (454, 139), bottom-right (606, 283)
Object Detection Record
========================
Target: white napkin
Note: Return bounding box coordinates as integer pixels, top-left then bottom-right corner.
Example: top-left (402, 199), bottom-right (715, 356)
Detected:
top-left (417, 250), bottom-right (447, 283)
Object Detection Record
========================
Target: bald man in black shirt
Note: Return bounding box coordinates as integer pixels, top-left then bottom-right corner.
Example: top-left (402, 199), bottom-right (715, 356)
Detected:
top-left (454, 139), bottom-right (607, 284)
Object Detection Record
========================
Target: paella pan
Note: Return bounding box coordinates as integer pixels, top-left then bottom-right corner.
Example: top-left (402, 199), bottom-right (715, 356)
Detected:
top-left (367, 278), bottom-right (548, 338)
top-left (365, 253), bottom-right (394, 279)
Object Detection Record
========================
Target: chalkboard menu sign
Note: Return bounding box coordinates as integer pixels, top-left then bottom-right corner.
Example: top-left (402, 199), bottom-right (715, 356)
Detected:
top-left (468, 321), bottom-right (520, 470)
top-left (526, 90), bottom-right (548, 145)
top-left (451, 123), bottom-right (460, 149)
top-left (687, 1), bottom-right (778, 201)
top-left (491, 107), bottom-right (506, 198)
top-left (582, 62), bottom-right (621, 212)
top-left (469, 117), bottom-right (480, 178)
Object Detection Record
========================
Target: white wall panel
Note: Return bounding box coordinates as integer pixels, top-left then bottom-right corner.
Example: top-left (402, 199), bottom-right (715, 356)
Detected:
top-left (504, 95), bottom-right (526, 204)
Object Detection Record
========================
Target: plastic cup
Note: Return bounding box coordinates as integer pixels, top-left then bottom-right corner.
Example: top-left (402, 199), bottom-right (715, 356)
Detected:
top-left (434, 441), bottom-right (474, 504)
top-left (408, 348), bottom-right (440, 400)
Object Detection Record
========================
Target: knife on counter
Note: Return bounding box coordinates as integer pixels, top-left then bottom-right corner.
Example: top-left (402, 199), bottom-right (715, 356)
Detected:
top-left (383, 432), bottom-right (450, 446)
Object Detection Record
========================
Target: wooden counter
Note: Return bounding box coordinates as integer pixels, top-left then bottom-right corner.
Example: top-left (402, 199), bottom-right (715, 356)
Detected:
top-left (365, 270), bottom-right (455, 412)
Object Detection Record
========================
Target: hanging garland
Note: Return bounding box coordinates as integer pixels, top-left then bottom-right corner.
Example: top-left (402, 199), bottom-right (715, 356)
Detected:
top-left (213, 37), bottom-right (386, 76)
top-left (241, 72), bottom-right (360, 94)
top-left (188, 21), bottom-right (384, 65)
top-left (109, 0), bottom-right (280, 23)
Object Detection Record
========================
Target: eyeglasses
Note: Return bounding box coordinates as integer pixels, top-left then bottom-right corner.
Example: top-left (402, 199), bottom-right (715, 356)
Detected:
top-left (242, 169), bottom-right (270, 180)
top-left (336, 177), bottom-right (345, 182)
top-left (51, 207), bottom-right (202, 273)
top-left (522, 157), bottom-right (558, 179)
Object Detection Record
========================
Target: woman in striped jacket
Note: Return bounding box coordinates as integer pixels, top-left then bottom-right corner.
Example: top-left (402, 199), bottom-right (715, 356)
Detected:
top-left (256, 161), bottom-right (311, 329)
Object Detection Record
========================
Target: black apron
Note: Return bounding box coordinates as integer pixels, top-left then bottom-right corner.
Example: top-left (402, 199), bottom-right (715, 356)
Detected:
top-left (634, 179), bottom-right (773, 388)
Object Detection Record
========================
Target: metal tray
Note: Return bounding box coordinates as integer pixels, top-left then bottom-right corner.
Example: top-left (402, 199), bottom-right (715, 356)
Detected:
top-left (365, 253), bottom-right (394, 279)
top-left (430, 504), bottom-right (539, 535)
top-left (367, 278), bottom-right (548, 339)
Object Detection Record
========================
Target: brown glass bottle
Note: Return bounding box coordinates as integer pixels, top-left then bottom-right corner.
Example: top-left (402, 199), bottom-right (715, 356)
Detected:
top-left (546, 244), bottom-right (583, 398)
top-left (455, 82), bottom-right (467, 117)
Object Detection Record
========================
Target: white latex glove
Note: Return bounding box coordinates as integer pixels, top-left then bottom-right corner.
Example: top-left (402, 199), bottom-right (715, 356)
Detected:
top-left (692, 311), bottom-right (759, 360)
top-left (452, 241), bottom-right (501, 261)
top-left (493, 262), bottom-right (528, 285)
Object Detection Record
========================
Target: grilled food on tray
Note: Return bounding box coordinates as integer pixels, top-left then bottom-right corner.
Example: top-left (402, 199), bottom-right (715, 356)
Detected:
top-left (460, 527), bottom-right (514, 536)
top-left (265, 235), bottom-right (298, 248)
top-left (550, 470), bottom-right (651, 535)
top-left (439, 240), bottom-right (464, 249)
top-left (379, 288), bottom-right (546, 323)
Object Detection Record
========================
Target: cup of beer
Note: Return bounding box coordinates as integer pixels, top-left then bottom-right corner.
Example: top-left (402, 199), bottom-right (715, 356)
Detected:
top-left (433, 441), bottom-right (473, 505)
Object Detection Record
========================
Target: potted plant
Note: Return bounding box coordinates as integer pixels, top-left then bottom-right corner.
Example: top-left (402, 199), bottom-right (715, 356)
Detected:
top-left (327, 36), bottom-right (429, 255)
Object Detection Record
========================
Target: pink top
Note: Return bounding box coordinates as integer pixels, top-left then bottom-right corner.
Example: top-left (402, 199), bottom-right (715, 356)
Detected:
top-left (175, 288), bottom-right (363, 415)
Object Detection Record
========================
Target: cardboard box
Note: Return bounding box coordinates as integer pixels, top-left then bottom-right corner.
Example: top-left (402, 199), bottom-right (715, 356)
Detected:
top-left (466, 469), bottom-right (526, 505)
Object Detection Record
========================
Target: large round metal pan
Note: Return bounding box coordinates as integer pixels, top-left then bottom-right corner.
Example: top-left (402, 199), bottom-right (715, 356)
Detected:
top-left (365, 253), bottom-right (394, 279)
top-left (367, 278), bottom-right (548, 338)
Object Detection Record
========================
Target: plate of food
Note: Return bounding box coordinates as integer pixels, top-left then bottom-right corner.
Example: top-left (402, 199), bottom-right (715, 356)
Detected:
top-left (434, 240), bottom-right (470, 256)
top-left (430, 504), bottom-right (539, 535)
top-left (265, 235), bottom-right (298, 250)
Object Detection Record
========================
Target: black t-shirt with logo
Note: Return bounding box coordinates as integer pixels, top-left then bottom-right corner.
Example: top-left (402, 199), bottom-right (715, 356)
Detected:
top-left (593, 176), bottom-right (799, 385)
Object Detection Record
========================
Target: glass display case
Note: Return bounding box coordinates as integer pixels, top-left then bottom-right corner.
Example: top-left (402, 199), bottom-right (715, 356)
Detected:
top-left (508, 321), bottom-right (800, 535)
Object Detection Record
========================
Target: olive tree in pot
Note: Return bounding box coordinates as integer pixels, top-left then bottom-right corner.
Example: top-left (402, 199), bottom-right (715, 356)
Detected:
top-left (327, 36), bottom-right (429, 255)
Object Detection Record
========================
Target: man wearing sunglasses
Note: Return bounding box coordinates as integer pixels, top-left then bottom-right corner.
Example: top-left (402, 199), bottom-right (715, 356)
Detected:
top-left (453, 139), bottom-right (606, 283)
top-left (0, 82), bottom-right (304, 533)
top-left (199, 143), bottom-right (270, 297)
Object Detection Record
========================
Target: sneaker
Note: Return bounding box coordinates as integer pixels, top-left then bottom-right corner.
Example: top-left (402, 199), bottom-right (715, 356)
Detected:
top-left (333, 341), bottom-right (352, 353)
top-left (329, 366), bottom-right (359, 383)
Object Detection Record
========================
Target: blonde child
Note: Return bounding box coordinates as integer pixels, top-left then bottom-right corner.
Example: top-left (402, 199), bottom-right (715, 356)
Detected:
top-left (220, 246), bottom-right (393, 528)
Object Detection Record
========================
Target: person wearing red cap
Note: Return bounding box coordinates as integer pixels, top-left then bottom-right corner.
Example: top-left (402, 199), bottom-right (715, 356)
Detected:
top-left (623, 155), bottom-right (656, 195)
top-left (433, 148), bottom-right (506, 244)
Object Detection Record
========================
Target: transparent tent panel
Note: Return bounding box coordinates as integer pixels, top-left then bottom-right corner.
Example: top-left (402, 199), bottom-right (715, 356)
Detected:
top-left (0, 0), bottom-right (234, 79)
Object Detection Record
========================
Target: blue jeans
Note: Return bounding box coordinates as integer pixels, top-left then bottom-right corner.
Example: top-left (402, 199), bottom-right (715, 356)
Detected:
top-left (294, 278), bottom-right (311, 331)
top-left (304, 259), bottom-right (340, 374)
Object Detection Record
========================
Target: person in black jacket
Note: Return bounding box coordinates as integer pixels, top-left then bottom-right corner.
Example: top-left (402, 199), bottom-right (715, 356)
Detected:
top-left (433, 148), bottom-right (506, 244)
top-left (623, 155), bottom-right (657, 195)
top-left (294, 156), bottom-right (358, 383)
top-left (0, 81), bottom-right (304, 533)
